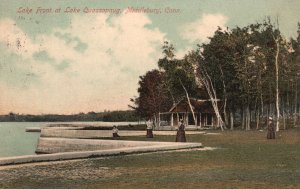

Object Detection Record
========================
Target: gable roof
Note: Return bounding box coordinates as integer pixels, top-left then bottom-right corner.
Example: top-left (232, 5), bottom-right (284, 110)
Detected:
top-left (169, 98), bottom-right (223, 113)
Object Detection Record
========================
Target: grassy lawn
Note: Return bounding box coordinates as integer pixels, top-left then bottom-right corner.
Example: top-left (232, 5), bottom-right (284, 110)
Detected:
top-left (0, 128), bottom-right (299, 189)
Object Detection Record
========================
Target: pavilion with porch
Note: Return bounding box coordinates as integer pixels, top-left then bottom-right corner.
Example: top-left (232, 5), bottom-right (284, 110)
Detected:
top-left (156, 98), bottom-right (223, 130)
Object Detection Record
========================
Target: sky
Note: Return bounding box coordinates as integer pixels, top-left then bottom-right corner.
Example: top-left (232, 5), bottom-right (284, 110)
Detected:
top-left (0, 0), bottom-right (299, 115)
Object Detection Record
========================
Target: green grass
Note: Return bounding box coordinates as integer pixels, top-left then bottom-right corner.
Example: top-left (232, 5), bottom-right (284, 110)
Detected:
top-left (0, 128), bottom-right (299, 189)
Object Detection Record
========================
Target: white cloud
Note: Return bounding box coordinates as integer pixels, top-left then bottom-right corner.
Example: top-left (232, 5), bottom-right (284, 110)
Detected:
top-left (0, 18), bottom-right (39, 58)
top-left (0, 13), bottom-right (166, 114)
top-left (181, 13), bottom-right (228, 43)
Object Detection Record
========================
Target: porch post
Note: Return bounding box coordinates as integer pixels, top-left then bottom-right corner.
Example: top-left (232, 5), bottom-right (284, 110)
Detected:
top-left (199, 113), bottom-right (202, 128)
top-left (185, 113), bottom-right (188, 126)
top-left (153, 114), bottom-right (157, 129)
top-left (195, 114), bottom-right (198, 128)
top-left (158, 112), bottom-right (161, 128)
top-left (170, 113), bottom-right (174, 128)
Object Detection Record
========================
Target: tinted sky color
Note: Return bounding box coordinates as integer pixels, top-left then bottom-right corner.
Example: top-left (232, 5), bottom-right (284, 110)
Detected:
top-left (0, 0), bottom-right (299, 114)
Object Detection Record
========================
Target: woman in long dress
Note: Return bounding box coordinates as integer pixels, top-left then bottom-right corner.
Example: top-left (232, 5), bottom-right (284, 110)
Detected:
top-left (176, 120), bottom-right (186, 142)
top-left (146, 119), bottom-right (154, 138)
top-left (267, 117), bottom-right (275, 139)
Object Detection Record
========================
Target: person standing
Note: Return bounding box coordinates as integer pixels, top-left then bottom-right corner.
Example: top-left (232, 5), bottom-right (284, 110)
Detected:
top-left (112, 125), bottom-right (120, 138)
top-left (267, 117), bottom-right (276, 139)
top-left (146, 118), bottom-right (154, 138)
top-left (176, 119), bottom-right (186, 142)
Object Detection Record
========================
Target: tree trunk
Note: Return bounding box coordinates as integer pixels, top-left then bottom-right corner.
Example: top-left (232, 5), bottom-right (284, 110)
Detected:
top-left (283, 98), bottom-right (286, 130)
top-left (219, 65), bottom-right (228, 127)
top-left (193, 64), bottom-right (225, 131)
top-left (298, 101), bottom-right (300, 124)
top-left (294, 81), bottom-right (298, 126)
top-left (179, 79), bottom-right (196, 126)
top-left (246, 105), bottom-right (251, 130)
top-left (273, 35), bottom-right (280, 132)
top-left (256, 109), bottom-right (260, 130)
top-left (230, 111), bottom-right (234, 130)
top-left (241, 106), bottom-right (245, 130)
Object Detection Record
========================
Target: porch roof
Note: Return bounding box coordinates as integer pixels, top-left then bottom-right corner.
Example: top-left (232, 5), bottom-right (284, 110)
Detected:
top-left (168, 98), bottom-right (223, 114)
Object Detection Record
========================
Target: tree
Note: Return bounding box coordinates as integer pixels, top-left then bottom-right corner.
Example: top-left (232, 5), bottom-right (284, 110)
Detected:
top-left (187, 21), bottom-right (290, 131)
top-left (287, 23), bottom-right (300, 127)
top-left (196, 27), bottom-right (242, 130)
top-left (252, 20), bottom-right (289, 131)
top-left (186, 49), bottom-right (226, 130)
top-left (158, 42), bottom-right (200, 125)
top-left (129, 69), bottom-right (172, 126)
top-left (131, 20), bottom-right (298, 131)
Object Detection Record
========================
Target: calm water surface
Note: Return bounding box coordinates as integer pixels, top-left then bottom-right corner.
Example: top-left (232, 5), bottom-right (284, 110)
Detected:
top-left (0, 121), bottom-right (140, 157)
top-left (0, 122), bottom-right (44, 157)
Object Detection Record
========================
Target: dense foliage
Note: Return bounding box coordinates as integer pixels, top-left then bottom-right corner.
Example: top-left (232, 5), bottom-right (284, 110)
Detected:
top-left (129, 69), bottom-right (173, 120)
top-left (131, 20), bottom-right (300, 130)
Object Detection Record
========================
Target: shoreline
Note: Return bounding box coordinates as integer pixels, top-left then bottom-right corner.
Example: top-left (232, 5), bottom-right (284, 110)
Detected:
top-left (0, 141), bottom-right (202, 166)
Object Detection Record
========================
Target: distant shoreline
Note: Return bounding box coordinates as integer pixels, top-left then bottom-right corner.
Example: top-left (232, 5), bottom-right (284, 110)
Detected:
top-left (0, 110), bottom-right (142, 122)
top-left (0, 121), bottom-right (143, 122)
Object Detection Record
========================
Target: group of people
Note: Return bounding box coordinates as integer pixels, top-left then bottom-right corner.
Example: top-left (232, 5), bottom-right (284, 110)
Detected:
top-left (112, 118), bottom-right (187, 142)
top-left (145, 118), bottom-right (187, 142)
top-left (112, 116), bottom-right (275, 140)
top-left (111, 120), bottom-right (155, 139)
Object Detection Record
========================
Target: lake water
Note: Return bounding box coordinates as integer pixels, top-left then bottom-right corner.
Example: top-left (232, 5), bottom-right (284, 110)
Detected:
top-left (0, 121), bottom-right (141, 157)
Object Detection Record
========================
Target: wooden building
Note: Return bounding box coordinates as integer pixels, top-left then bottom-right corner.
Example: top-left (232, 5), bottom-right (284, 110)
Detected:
top-left (157, 98), bottom-right (223, 130)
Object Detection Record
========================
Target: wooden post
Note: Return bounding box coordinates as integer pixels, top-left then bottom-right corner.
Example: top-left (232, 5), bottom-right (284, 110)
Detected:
top-left (153, 114), bottom-right (157, 129)
top-left (185, 113), bottom-right (188, 126)
top-left (170, 113), bottom-right (174, 128)
top-left (158, 112), bottom-right (161, 128)
top-left (195, 114), bottom-right (198, 128)
top-left (199, 113), bottom-right (202, 128)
